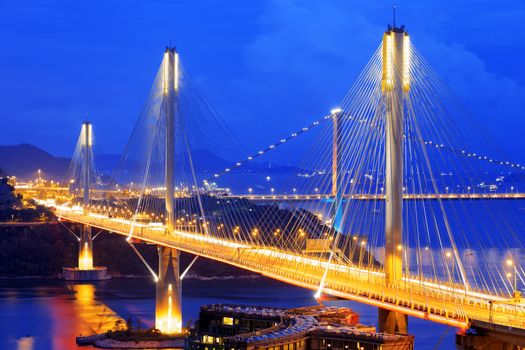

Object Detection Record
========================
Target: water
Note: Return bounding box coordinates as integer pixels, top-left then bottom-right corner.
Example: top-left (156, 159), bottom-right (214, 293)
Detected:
top-left (0, 277), bottom-right (454, 350)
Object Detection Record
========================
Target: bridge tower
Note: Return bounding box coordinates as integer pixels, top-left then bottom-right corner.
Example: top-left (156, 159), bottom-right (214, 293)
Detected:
top-left (63, 122), bottom-right (109, 280)
top-left (378, 25), bottom-right (410, 335)
top-left (155, 47), bottom-right (183, 334)
top-left (79, 122), bottom-right (93, 270)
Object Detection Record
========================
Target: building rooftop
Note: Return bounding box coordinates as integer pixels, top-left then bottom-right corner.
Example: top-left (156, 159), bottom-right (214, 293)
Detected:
top-left (200, 304), bottom-right (413, 346)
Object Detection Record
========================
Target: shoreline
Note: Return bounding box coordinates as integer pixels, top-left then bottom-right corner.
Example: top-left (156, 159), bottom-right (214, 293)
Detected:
top-left (0, 273), bottom-right (260, 281)
top-left (77, 333), bottom-right (186, 349)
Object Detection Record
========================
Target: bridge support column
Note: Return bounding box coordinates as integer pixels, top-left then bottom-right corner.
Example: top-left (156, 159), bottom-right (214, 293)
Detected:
top-left (155, 246), bottom-right (182, 334)
top-left (79, 224), bottom-right (93, 270)
top-left (456, 322), bottom-right (525, 350)
top-left (154, 47), bottom-right (182, 334)
top-left (378, 308), bottom-right (408, 335)
top-left (378, 26), bottom-right (410, 335)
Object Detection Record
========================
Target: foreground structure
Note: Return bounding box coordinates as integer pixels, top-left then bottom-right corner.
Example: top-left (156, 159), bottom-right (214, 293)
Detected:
top-left (188, 304), bottom-right (414, 350)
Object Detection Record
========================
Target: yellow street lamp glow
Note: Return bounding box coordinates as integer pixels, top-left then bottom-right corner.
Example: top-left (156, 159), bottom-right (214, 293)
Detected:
top-left (382, 32), bottom-right (394, 91)
top-left (382, 31), bottom-right (410, 92)
top-left (174, 52), bottom-right (179, 91)
top-left (81, 123), bottom-right (93, 146)
top-left (506, 259), bottom-right (514, 267)
top-left (163, 51), bottom-right (170, 95)
top-left (78, 242), bottom-right (93, 270)
top-left (402, 34), bottom-right (411, 92)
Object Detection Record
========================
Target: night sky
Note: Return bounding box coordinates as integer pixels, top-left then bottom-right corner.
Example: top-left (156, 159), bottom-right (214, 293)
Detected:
top-left (1, 0), bottom-right (524, 163)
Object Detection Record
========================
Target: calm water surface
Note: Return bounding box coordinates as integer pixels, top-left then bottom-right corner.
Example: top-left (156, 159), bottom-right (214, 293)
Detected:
top-left (0, 277), bottom-right (454, 350)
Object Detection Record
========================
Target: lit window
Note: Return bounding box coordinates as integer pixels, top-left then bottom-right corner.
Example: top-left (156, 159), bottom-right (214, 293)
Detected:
top-left (203, 335), bottom-right (214, 344)
top-left (223, 316), bottom-right (234, 326)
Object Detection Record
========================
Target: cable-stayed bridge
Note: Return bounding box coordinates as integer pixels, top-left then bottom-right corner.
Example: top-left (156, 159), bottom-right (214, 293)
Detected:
top-left (27, 25), bottom-right (525, 348)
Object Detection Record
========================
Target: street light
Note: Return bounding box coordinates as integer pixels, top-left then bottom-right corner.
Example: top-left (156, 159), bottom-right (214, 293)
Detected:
top-left (506, 259), bottom-right (518, 297)
top-left (331, 108), bottom-right (342, 115)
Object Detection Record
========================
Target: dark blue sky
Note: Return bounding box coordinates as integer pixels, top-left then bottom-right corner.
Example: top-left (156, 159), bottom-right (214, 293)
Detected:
top-left (1, 0), bottom-right (524, 163)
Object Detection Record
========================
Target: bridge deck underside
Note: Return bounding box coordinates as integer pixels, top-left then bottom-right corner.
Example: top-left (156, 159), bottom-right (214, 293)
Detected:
top-left (58, 210), bottom-right (525, 331)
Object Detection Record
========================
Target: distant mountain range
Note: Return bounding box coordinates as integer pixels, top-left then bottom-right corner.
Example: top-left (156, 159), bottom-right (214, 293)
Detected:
top-left (0, 144), bottom-right (70, 180)
top-left (0, 144), bottom-right (304, 181)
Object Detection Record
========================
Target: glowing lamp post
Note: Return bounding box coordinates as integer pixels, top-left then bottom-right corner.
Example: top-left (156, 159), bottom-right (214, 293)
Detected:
top-left (506, 259), bottom-right (519, 300)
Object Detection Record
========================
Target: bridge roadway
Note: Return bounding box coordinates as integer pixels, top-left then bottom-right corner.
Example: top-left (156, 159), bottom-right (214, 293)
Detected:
top-left (20, 186), bottom-right (525, 201)
top-left (53, 205), bottom-right (525, 331)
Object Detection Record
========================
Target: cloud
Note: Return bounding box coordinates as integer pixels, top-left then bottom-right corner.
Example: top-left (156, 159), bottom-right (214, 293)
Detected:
top-left (222, 0), bottom-right (385, 160)
top-left (226, 0), bottom-right (525, 162)
top-left (1, 0), bottom-right (523, 163)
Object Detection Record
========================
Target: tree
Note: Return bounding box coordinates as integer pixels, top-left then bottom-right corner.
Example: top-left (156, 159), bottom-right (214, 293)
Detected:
top-left (113, 319), bottom-right (123, 331)
top-left (126, 317), bottom-right (134, 331)
top-left (0, 172), bottom-right (20, 210)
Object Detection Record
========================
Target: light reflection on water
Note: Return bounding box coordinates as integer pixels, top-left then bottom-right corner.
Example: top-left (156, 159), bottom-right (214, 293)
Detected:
top-left (1, 281), bottom-right (123, 350)
top-left (67, 284), bottom-right (123, 334)
top-left (17, 337), bottom-right (34, 350)
top-left (1, 277), bottom-right (454, 350)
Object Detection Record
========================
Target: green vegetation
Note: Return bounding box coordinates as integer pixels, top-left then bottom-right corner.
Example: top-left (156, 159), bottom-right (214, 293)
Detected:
top-left (0, 168), bottom-right (311, 278)
top-left (0, 169), bottom-right (53, 222)
top-left (0, 174), bottom-right (21, 210)
top-left (0, 171), bottom-right (69, 275)
top-left (0, 170), bottom-right (251, 277)
top-left (104, 318), bottom-right (185, 341)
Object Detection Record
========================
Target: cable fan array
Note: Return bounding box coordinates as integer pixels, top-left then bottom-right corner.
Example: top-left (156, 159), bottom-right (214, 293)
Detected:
top-left (66, 122), bottom-right (100, 206)
top-left (214, 36), bottom-right (525, 302)
top-left (75, 34), bottom-right (525, 321)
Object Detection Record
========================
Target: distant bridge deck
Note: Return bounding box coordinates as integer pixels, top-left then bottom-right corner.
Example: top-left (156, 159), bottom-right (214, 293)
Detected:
top-left (19, 186), bottom-right (525, 201)
top-left (54, 205), bottom-right (525, 331)
top-left (233, 193), bottom-right (525, 201)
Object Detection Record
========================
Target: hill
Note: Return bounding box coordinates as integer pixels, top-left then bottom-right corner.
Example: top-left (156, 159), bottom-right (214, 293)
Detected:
top-left (0, 144), bottom-right (305, 182)
top-left (0, 144), bottom-right (70, 181)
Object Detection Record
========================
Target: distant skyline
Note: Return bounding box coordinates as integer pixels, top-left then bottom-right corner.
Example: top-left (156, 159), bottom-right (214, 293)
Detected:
top-left (1, 0), bottom-right (524, 163)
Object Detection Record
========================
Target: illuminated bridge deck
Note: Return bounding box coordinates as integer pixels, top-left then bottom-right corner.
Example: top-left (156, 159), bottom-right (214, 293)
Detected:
top-left (22, 186), bottom-right (525, 201)
top-left (233, 193), bottom-right (525, 201)
top-left (55, 206), bottom-right (525, 331)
